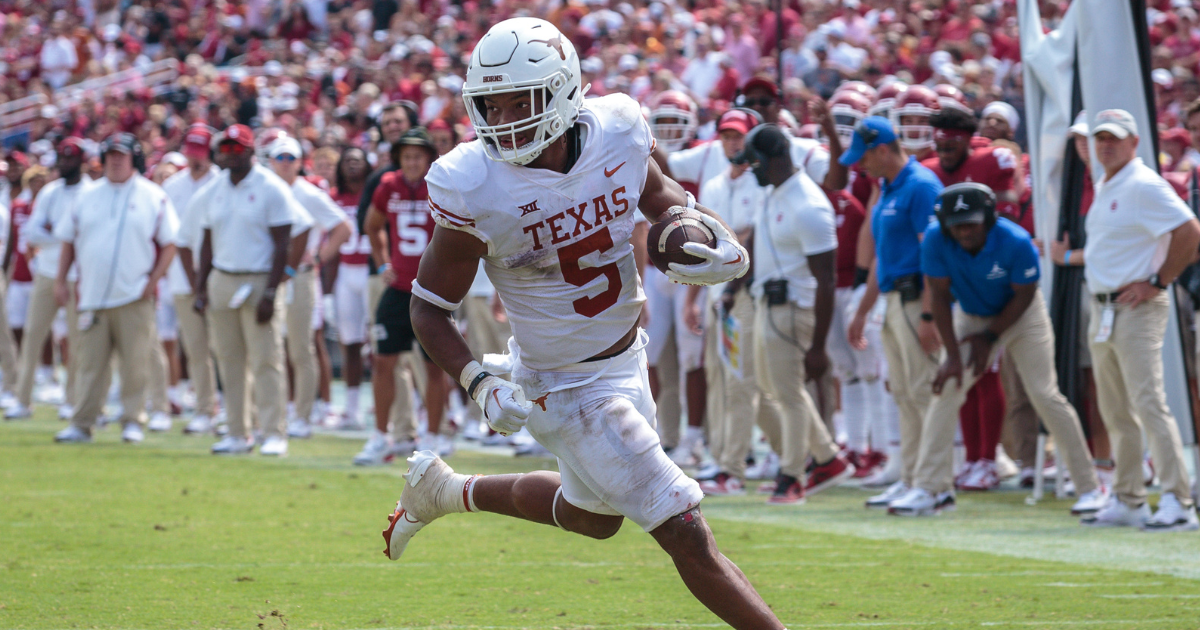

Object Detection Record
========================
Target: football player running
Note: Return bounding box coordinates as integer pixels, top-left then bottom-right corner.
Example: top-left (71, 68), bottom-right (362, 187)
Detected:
top-left (383, 18), bottom-right (787, 629)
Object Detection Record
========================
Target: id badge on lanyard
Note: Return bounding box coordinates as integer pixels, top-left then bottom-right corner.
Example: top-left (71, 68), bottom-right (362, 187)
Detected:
top-left (1094, 305), bottom-right (1115, 343)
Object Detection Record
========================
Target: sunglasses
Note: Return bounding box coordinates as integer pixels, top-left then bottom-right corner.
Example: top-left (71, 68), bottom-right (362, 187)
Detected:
top-left (741, 97), bottom-right (776, 108)
top-left (273, 154), bottom-right (298, 162)
top-left (218, 143), bottom-right (249, 155)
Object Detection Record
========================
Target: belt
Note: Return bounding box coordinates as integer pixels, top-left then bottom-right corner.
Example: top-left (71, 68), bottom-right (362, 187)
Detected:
top-left (582, 328), bottom-right (638, 363)
top-left (1095, 292), bottom-right (1121, 304)
top-left (213, 267), bottom-right (268, 275)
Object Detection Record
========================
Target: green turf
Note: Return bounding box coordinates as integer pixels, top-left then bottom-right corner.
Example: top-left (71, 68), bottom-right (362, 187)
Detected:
top-left (2, 412), bottom-right (1199, 630)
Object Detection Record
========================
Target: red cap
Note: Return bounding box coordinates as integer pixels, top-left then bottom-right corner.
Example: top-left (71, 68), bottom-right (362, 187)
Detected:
top-left (58, 137), bottom-right (86, 158)
top-left (717, 109), bottom-right (756, 136)
top-left (427, 118), bottom-right (451, 132)
top-left (1161, 127), bottom-right (1192, 147)
top-left (5, 151), bottom-right (29, 167)
top-left (183, 125), bottom-right (214, 156)
top-left (741, 77), bottom-right (780, 99)
top-left (218, 124), bottom-right (254, 148)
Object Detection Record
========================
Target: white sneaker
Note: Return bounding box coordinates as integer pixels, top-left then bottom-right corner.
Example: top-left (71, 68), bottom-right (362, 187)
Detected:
top-left (862, 452), bottom-right (902, 487)
top-left (0, 390), bottom-right (18, 411)
top-left (887, 487), bottom-right (956, 516)
top-left (211, 436), bottom-right (254, 454)
top-left (745, 451), bottom-right (780, 480)
top-left (1143, 493), bottom-right (1200, 532)
top-left (669, 434), bottom-right (704, 468)
top-left (390, 438), bottom-right (418, 458)
top-left (259, 436), bottom-right (288, 457)
top-left (58, 404), bottom-right (73, 420)
top-left (54, 425), bottom-right (92, 443)
top-left (336, 413), bottom-right (362, 431)
top-left (1071, 486), bottom-right (1110, 515)
top-left (184, 415), bottom-right (212, 435)
top-left (122, 423), bottom-right (144, 443)
top-left (5, 403), bottom-right (32, 420)
top-left (866, 481), bottom-right (909, 508)
top-left (994, 446), bottom-right (1020, 480)
top-left (287, 419), bottom-right (312, 439)
top-left (461, 420), bottom-right (486, 441)
top-left (34, 383), bottom-right (65, 406)
top-left (147, 412), bottom-right (172, 432)
top-left (354, 432), bottom-right (394, 466)
top-left (382, 451), bottom-right (469, 560)
top-left (1081, 496), bottom-right (1150, 527)
top-left (436, 433), bottom-right (456, 457)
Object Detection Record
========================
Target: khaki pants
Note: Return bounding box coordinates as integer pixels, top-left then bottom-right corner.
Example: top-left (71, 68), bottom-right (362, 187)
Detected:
top-left (174, 293), bottom-right (217, 416)
top-left (915, 292), bottom-right (1097, 495)
top-left (1089, 292), bottom-right (1193, 506)
top-left (16, 275), bottom-right (77, 408)
top-left (0, 275), bottom-right (20, 392)
top-left (880, 292), bottom-right (941, 487)
top-left (1000, 357), bottom-right (1040, 467)
top-left (206, 270), bottom-right (286, 440)
top-left (715, 292), bottom-right (784, 480)
top-left (368, 274), bottom-right (419, 440)
top-left (70, 298), bottom-right (154, 429)
top-left (286, 268), bottom-right (319, 421)
top-left (147, 314), bottom-right (170, 414)
top-left (755, 299), bottom-right (839, 481)
top-left (703, 305), bottom-right (726, 461)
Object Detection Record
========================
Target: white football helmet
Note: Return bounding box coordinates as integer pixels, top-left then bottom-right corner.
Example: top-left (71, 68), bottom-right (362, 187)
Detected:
top-left (462, 18), bottom-right (586, 166)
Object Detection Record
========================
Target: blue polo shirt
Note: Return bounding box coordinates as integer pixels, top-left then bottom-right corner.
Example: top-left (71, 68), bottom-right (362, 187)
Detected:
top-left (871, 156), bottom-right (943, 292)
top-left (920, 217), bottom-right (1040, 317)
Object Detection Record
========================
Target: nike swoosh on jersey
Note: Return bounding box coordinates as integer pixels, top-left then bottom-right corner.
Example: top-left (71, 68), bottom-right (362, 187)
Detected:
top-left (604, 162), bottom-right (626, 177)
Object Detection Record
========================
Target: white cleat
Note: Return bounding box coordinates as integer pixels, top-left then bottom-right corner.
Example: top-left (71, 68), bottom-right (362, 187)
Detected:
top-left (54, 425), bottom-right (93, 443)
top-left (287, 419), bottom-right (312, 439)
top-left (861, 454), bottom-right (902, 488)
top-left (1071, 486), bottom-right (1109, 515)
top-left (122, 423), bottom-right (145, 443)
top-left (1081, 496), bottom-right (1150, 528)
top-left (1142, 493), bottom-right (1200, 533)
top-left (887, 487), bottom-right (955, 517)
top-left (5, 403), bottom-right (32, 420)
top-left (259, 436), bottom-right (288, 456)
top-left (184, 415), bottom-right (213, 435)
top-left (354, 431), bottom-right (394, 466)
top-left (382, 451), bottom-right (467, 561)
top-left (211, 435), bottom-right (254, 455)
top-left (147, 412), bottom-right (172, 432)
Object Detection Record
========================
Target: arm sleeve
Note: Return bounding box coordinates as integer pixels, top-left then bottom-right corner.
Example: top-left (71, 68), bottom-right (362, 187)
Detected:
top-left (24, 184), bottom-right (58, 246)
top-left (154, 191), bottom-right (180, 246)
top-left (1010, 232), bottom-right (1041, 285)
top-left (797, 199), bottom-right (839, 256)
top-left (919, 224), bottom-right (949, 278)
top-left (1138, 176), bottom-right (1194, 237)
top-left (908, 181), bottom-right (942, 236)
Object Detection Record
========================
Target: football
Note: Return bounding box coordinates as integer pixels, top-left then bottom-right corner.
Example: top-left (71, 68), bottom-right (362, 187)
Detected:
top-left (646, 207), bottom-right (717, 273)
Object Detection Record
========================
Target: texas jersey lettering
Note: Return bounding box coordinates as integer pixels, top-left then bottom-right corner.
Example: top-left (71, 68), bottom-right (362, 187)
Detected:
top-left (426, 94), bottom-right (651, 370)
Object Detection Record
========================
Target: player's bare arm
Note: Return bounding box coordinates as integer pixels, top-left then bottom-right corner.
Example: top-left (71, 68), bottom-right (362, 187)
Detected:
top-left (409, 225), bottom-right (487, 382)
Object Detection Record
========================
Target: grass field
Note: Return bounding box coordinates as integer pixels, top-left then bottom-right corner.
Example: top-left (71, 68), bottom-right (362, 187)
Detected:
top-left (3, 410), bottom-right (1200, 630)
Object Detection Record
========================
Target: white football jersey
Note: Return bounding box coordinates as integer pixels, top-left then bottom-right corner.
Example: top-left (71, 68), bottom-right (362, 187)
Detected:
top-left (427, 94), bottom-right (652, 370)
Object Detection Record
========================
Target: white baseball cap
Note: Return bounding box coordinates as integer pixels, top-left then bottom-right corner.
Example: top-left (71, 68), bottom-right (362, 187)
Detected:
top-left (1091, 108), bottom-right (1138, 139)
top-left (269, 137), bottom-right (303, 159)
top-left (1068, 110), bottom-right (1088, 136)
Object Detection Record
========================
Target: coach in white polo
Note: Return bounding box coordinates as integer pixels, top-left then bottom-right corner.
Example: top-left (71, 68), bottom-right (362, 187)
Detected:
top-left (52, 133), bottom-right (179, 444)
top-left (193, 124), bottom-right (295, 457)
top-left (267, 136), bottom-right (351, 437)
top-left (1068, 109), bottom-right (1200, 531)
top-left (9, 138), bottom-right (90, 419)
top-left (163, 124), bottom-right (221, 434)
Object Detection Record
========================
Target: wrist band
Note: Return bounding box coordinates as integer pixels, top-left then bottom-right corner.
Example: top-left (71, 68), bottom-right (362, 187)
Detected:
top-left (411, 279), bottom-right (463, 312)
top-left (284, 265), bottom-right (296, 277)
top-left (459, 360), bottom-right (484, 391)
top-left (379, 263), bottom-right (390, 272)
top-left (1063, 250), bottom-right (1072, 266)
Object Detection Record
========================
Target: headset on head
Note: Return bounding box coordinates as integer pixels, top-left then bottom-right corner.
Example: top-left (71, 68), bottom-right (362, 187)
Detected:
top-left (99, 133), bottom-right (146, 174)
top-left (936, 181), bottom-right (997, 239)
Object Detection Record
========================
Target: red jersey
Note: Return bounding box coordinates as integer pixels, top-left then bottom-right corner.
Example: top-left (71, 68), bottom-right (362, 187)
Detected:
top-left (848, 164), bottom-right (877, 210)
top-left (922, 145), bottom-right (1021, 228)
top-left (370, 171), bottom-right (434, 292)
top-left (330, 188), bottom-right (371, 265)
top-left (9, 199), bottom-right (32, 283)
top-left (827, 189), bottom-right (865, 289)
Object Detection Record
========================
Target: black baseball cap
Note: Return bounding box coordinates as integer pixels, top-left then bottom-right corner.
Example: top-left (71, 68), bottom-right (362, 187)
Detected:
top-left (938, 182), bottom-right (996, 226)
top-left (738, 124), bottom-right (790, 164)
top-left (101, 132), bottom-right (139, 155)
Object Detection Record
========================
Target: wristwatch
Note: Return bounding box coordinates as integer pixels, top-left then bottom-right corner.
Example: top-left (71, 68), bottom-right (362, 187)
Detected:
top-left (1149, 273), bottom-right (1168, 290)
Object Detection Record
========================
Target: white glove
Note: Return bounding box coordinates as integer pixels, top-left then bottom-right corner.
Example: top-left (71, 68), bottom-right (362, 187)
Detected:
top-left (481, 336), bottom-right (518, 375)
top-left (665, 212), bottom-right (750, 286)
top-left (472, 375), bottom-right (533, 435)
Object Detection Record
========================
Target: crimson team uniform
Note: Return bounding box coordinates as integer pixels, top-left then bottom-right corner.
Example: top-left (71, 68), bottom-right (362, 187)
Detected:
top-left (368, 170), bottom-right (435, 356)
top-left (921, 144), bottom-right (1018, 216)
top-left (421, 93), bottom-right (704, 531)
top-left (7, 197), bottom-right (34, 330)
top-left (331, 188), bottom-right (372, 345)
